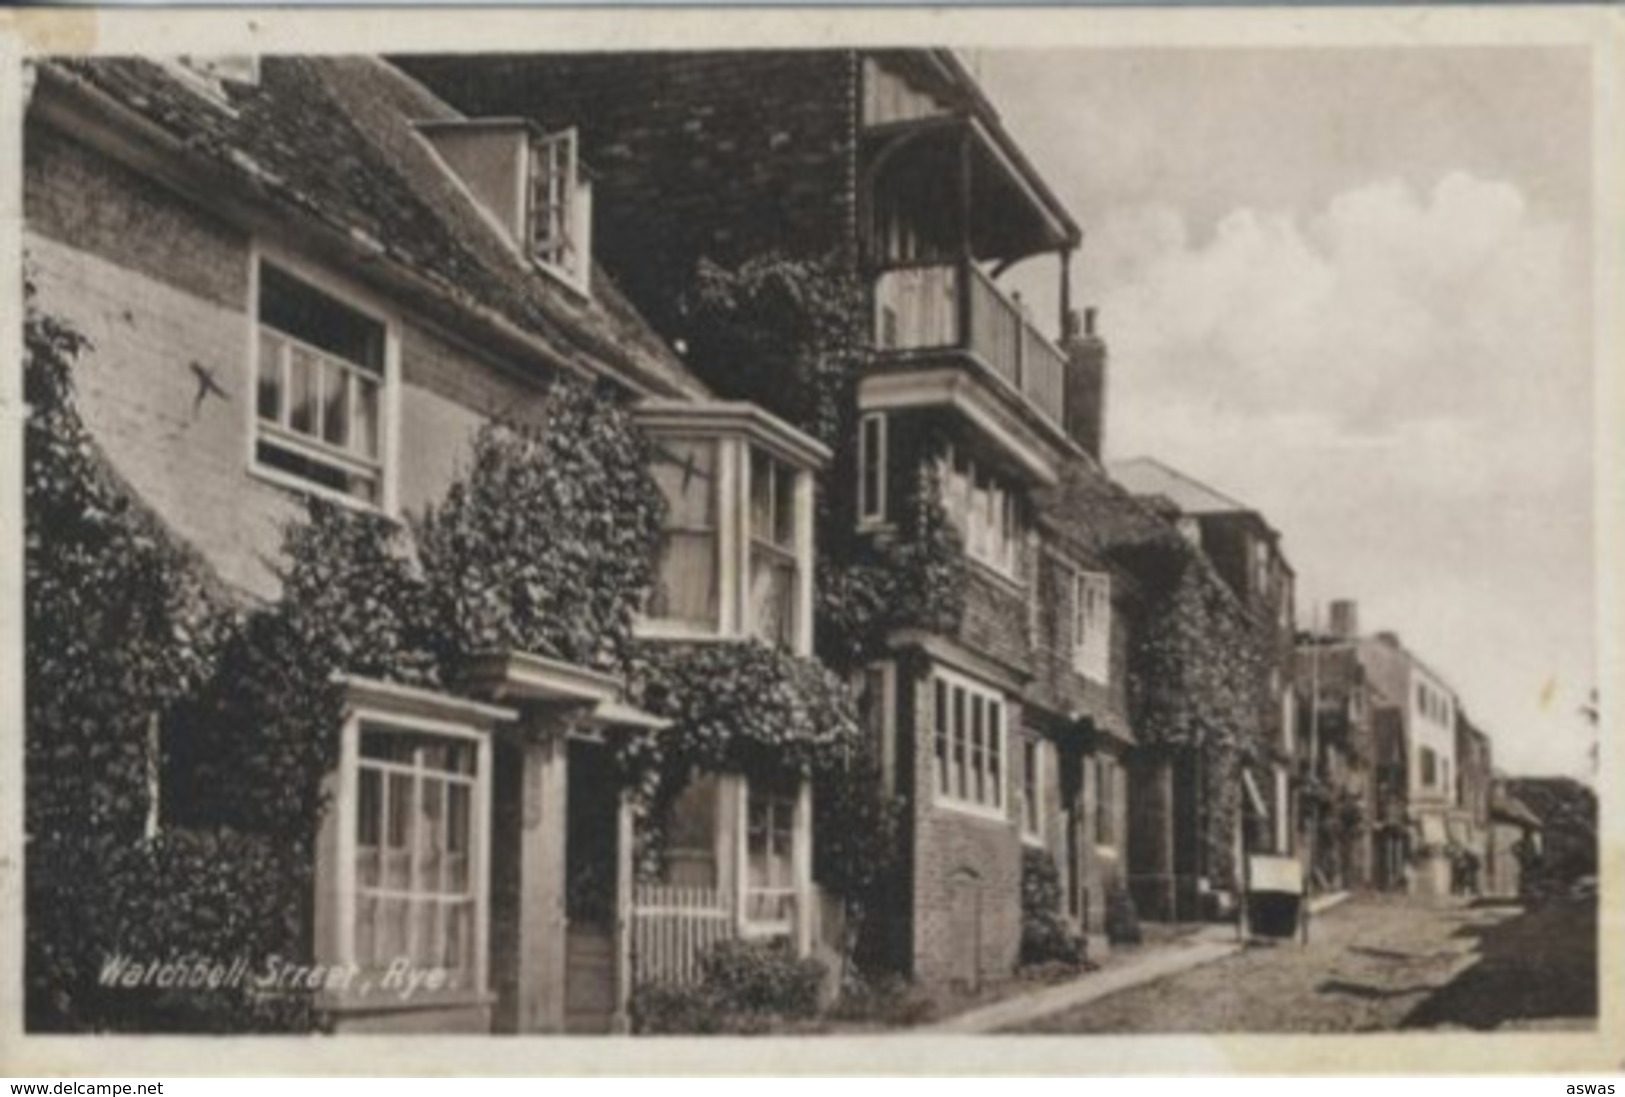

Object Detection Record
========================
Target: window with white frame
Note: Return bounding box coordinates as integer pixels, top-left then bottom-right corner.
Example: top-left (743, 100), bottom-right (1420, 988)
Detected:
top-left (1071, 571), bottom-right (1111, 683)
top-left (748, 447), bottom-right (800, 648)
top-left (858, 413), bottom-right (888, 525)
top-left (647, 438), bottom-right (721, 630)
top-left (255, 263), bottom-right (387, 505)
top-left (354, 724), bottom-right (482, 987)
top-left (643, 423), bottom-right (814, 652)
top-left (939, 445), bottom-right (1025, 580)
top-left (528, 128), bottom-right (592, 292)
top-left (932, 670), bottom-right (1006, 815)
top-left (1020, 733), bottom-right (1044, 842)
top-left (745, 776), bottom-right (797, 928)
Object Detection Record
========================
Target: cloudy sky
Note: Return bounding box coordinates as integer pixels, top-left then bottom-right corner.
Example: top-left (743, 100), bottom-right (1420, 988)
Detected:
top-left (981, 48), bottom-right (1595, 779)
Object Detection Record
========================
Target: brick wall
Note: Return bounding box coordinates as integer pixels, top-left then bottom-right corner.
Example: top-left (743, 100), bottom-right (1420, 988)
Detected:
top-left (955, 565), bottom-right (1031, 678)
top-left (26, 127), bottom-right (555, 600)
top-left (897, 662), bottom-right (1022, 986)
top-left (400, 51), bottom-right (861, 337)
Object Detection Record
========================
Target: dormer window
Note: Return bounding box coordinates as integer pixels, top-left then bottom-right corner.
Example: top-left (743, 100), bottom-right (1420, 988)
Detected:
top-left (416, 118), bottom-right (592, 295)
top-left (528, 128), bottom-right (592, 292)
top-left (636, 403), bottom-right (829, 656)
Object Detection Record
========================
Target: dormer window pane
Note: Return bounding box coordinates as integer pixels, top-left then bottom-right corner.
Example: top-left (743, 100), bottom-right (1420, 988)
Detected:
top-left (528, 128), bottom-right (589, 289)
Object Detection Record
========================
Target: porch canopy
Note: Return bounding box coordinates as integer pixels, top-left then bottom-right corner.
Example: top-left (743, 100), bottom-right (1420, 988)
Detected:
top-left (461, 649), bottom-right (670, 736)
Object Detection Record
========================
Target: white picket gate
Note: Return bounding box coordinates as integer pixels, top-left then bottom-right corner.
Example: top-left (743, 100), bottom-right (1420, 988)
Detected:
top-left (630, 883), bottom-right (735, 986)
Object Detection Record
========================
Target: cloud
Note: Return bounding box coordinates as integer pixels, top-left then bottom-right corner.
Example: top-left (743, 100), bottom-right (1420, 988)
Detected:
top-left (1099, 172), bottom-right (1588, 500)
top-left (1090, 172), bottom-right (1594, 778)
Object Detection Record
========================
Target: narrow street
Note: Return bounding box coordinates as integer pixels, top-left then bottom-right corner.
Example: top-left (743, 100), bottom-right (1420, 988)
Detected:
top-left (1010, 894), bottom-right (1598, 1034)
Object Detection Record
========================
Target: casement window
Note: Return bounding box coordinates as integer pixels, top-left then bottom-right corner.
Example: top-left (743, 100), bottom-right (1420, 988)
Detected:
top-left (938, 444), bottom-right (1026, 580)
top-left (1441, 759), bottom-right (1451, 802)
top-left (748, 448), bottom-right (800, 648)
top-left (353, 726), bottom-right (482, 985)
top-left (1420, 746), bottom-right (1438, 789)
top-left (1094, 755), bottom-right (1117, 847)
top-left (1071, 571), bottom-right (1111, 683)
top-left (639, 406), bottom-right (821, 654)
top-left (931, 669), bottom-right (1007, 816)
top-left (648, 438), bottom-right (722, 630)
top-left (1020, 733), bottom-right (1044, 843)
top-left (745, 777), bottom-right (798, 929)
top-left (858, 413), bottom-right (888, 525)
top-left (254, 262), bottom-right (389, 506)
top-left (528, 128), bottom-right (593, 292)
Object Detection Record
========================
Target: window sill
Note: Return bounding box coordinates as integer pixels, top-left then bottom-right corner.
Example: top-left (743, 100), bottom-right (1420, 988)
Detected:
top-left (633, 619), bottom-right (725, 643)
top-left (932, 796), bottom-right (1010, 826)
top-left (966, 555), bottom-right (1026, 597)
top-left (1020, 832), bottom-right (1046, 849)
top-left (248, 460), bottom-right (393, 520)
top-left (740, 921), bottom-right (793, 939)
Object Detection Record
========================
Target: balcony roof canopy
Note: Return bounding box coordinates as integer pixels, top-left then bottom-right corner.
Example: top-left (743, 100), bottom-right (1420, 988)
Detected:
top-left (863, 116), bottom-right (1076, 266)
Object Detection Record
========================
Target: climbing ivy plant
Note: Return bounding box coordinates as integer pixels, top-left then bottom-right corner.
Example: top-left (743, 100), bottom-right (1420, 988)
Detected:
top-left (680, 254), bottom-right (967, 671)
top-left (415, 384), bottom-right (666, 676)
top-left (1129, 552), bottom-right (1274, 885)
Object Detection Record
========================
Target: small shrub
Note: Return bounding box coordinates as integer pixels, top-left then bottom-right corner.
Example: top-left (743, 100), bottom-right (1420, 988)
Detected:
top-left (1019, 847), bottom-right (1084, 968)
top-left (699, 938), bottom-right (825, 1018)
top-left (630, 938), bottom-right (827, 1034)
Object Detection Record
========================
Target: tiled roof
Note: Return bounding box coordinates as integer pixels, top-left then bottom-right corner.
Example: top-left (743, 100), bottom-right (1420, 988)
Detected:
top-left (42, 55), bottom-right (705, 400)
top-left (1108, 456), bottom-right (1254, 517)
top-left (1034, 455), bottom-right (1185, 567)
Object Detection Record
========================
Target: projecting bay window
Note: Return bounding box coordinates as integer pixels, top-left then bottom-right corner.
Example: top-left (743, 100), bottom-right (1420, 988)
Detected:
top-left (932, 669), bottom-right (1007, 818)
top-left (637, 403), bottom-right (828, 655)
top-left (318, 679), bottom-right (510, 1014)
top-left (254, 262), bottom-right (390, 507)
top-left (354, 728), bottom-right (479, 985)
top-left (647, 438), bottom-right (722, 631)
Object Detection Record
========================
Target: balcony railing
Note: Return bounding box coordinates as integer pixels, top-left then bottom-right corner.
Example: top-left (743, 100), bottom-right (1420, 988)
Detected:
top-left (873, 261), bottom-right (1067, 430)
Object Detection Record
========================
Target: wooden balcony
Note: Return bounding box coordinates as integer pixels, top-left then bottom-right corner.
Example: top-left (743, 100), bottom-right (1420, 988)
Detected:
top-left (873, 261), bottom-right (1067, 431)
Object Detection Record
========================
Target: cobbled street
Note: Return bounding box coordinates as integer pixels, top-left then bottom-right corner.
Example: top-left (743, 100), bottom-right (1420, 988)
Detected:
top-left (1010, 894), bottom-right (1598, 1034)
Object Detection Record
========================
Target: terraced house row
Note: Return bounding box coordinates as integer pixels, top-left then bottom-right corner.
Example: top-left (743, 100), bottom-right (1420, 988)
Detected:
top-left (22, 48), bottom-right (1516, 1036)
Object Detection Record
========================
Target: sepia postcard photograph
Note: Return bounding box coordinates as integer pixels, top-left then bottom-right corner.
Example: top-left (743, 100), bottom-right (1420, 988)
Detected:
top-left (0, 4), bottom-right (1620, 1077)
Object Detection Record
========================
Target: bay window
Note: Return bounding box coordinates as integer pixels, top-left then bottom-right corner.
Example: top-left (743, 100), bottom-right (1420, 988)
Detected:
top-left (354, 727), bottom-right (479, 984)
top-left (648, 439), bottom-right (721, 630)
top-left (255, 262), bottom-right (389, 507)
top-left (932, 669), bottom-right (1007, 817)
top-left (637, 403), bottom-right (827, 655)
top-left (749, 448), bottom-right (799, 648)
top-left (320, 678), bottom-right (510, 1011)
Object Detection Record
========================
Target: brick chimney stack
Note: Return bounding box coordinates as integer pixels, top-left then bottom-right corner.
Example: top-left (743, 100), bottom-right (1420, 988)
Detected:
top-left (1328, 599), bottom-right (1360, 640)
top-left (1061, 306), bottom-right (1107, 460)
